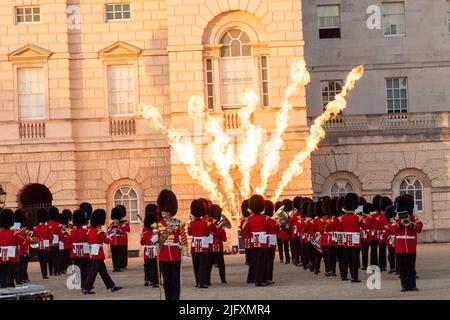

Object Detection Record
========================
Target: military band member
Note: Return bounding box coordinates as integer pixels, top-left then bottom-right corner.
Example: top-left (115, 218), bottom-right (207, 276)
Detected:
top-left (0, 209), bottom-right (19, 288)
top-left (360, 203), bottom-right (373, 270)
top-left (384, 205), bottom-right (397, 274)
top-left (69, 209), bottom-right (90, 291)
top-left (378, 197), bottom-right (392, 272)
top-left (388, 195), bottom-right (423, 292)
top-left (14, 209), bottom-right (32, 284)
top-left (300, 199), bottom-right (312, 270)
top-left (108, 207), bottom-right (126, 272)
top-left (141, 209), bottom-right (159, 288)
top-left (305, 201), bottom-right (316, 272)
top-left (210, 204), bottom-right (227, 284)
top-left (58, 213), bottom-right (71, 274)
top-left (289, 196), bottom-right (302, 266)
top-left (116, 205), bottom-right (130, 270)
top-left (84, 209), bottom-right (122, 295)
top-left (239, 199), bottom-right (251, 266)
top-left (277, 201), bottom-right (291, 265)
top-left (153, 189), bottom-right (189, 300)
top-left (48, 206), bottom-right (63, 276)
top-left (321, 198), bottom-right (334, 276)
top-left (34, 208), bottom-right (52, 279)
top-left (370, 195), bottom-right (382, 267)
top-left (264, 200), bottom-right (278, 285)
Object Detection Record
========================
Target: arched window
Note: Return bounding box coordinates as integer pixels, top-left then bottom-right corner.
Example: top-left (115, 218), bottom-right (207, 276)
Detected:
top-left (114, 186), bottom-right (139, 223)
top-left (219, 29), bottom-right (254, 109)
top-left (399, 177), bottom-right (423, 211)
top-left (330, 179), bottom-right (353, 198)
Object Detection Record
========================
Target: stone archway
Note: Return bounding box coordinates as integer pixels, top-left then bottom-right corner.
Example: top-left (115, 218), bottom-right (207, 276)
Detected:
top-left (19, 183), bottom-right (53, 227)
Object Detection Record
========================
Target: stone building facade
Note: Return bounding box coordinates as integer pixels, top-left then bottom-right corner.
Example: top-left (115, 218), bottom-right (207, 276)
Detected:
top-left (0, 0), bottom-right (311, 251)
top-left (302, 0), bottom-right (450, 242)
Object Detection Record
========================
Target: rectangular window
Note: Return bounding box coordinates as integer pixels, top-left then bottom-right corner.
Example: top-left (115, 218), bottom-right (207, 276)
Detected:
top-left (220, 57), bottom-right (254, 109)
top-left (382, 2), bottom-right (405, 36)
top-left (321, 80), bottom-right (343, 110)
top-left (108, 65), bottom-right (135, 116)
top-left (16, 6), bottom-right (40, 24)
top-left (260, 56), bottom-right (270, 107)
top-left (205, 59), bottom-right (215, 110)
top-left (18, 69), bottom-right (45, 120)
top-left (386, 78), bottom-right (408, 113)
top-left (318, 5), bottom-right (341, 39)
top-left (105, 3), bottom-right (131, 21)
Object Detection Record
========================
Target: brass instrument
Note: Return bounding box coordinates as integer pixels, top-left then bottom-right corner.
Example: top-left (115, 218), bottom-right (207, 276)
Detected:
top-left (215, 213), bottom-right (232, 229)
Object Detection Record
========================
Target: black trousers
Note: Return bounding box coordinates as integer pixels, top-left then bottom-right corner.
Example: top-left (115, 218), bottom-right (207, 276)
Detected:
top-left (313, 248), bottom-right (322, 273)
top-left (265, 248), bottom-right (275, 281)
top-left (111, 245), bottom-right (121, 271)
top-left (379, 243), bottom-right (387, 270)
top-left (247, 248), bottom-right (256, 283)
top-left (301, 243), bottom-right (310, 269)
top-left (327, 245), bottom-right (337, 274)
top-left (205, 250), bottom-right (214, 285)
top-left (192, 252), bottom-right (208, 287)
top-left (212, 252), bottom-right (226, 283)
top-left (15, 255), bottom-right (29, 283)
top-left (244, 248), bottom-right (250, 265)
top-left (370, 240), bottom-right (379, 266)
top-left (307, 244), bottom-right (314, 271)
top-left (342, 247), bottom-right (360, 280)
top-left (85, 259), bottom-right (115, 291)
top-left (49, 246), bottom-right (59, 275)
top-left (73, 258), bottom-right (90, 290)
top-left (361, 242), bottom-right (370, 269)
top-left (121, 245), bottom-right (128, 269)
top-left (37, 250), bottom-right (49, 277)
top-left (292, 238), bottom-right (300, 265)
top-left (397, 253), bottom-right (417, 290)
top-left (388, 247), bottom-right (396, 271)
top-left (160, 261), bottom-right (181, 300)
top-left (0, 262), bottom-right (17, 288)
top-left (276, 238), bottom-right (284, 261)
top-left (254, 248), bottom-right (267, 285)
top-left (144, 258), bottom-right (159, 285)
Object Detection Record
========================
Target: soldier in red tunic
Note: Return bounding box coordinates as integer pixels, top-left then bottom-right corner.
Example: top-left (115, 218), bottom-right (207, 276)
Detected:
top-left (154, 189), bottom-right (189, 300)
top-left (321, 198), bottom-right (333, 276)
top-left (141, 208), bottom-right (159, 288)
top-left (34, 208), bottom-right (51, 279)
top-left (116, 205), bottom-right (130, 270)
top-left (13, 209), bottom-right (32, 284)
top-left (84, 209), bottom-right (122, 295)
top-left (210, 204), bottom-right (227, 284)
top-left (289, 196), bottom-right (302, 266)
top-left (360, 203), bottom-right (373, 270)
top-left (108, 207), bottom-right (126, 272)
top-left (370, 195), bottom-right (382, 267)
top-left (299, 199), bottom-right (312, 270)
top-left (378, 197), bottom-right (392, 272)
top-left (48, 206), bottom-right (63, 276)
top-left (264, 200), bottom-right (278, 285)
top-left (389, 195), bottom-right (423, 292)
top-left (0, 209), bottom-right (19, 288)
top-left (384, 204), bottom-right (398, 274)
top-left (246, 194), bottom-right (268, 286)
top-left (69, 209), bottom-right (90, 291)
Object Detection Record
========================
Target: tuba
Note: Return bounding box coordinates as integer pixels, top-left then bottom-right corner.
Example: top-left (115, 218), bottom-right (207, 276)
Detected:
top-left (215, 214), bottom-right (232, 229)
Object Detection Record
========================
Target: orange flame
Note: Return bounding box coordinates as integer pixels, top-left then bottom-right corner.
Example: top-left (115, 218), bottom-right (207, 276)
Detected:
top-left (271, 65), bottom-right (364, 201)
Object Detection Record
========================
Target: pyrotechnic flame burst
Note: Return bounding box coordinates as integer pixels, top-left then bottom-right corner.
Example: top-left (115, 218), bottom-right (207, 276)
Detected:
top-left (139, 59), bottom-right (364, 220)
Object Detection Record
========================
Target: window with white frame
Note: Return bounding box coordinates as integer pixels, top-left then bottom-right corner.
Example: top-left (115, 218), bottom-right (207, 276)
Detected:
top-left (321, 80), bottom-right (343, 110)
top-left (205, 59), bottom-right (215, 110)
top-left (220, 29), bottom-right (254, 109)
top-left (16, 6), bottom-right (40, 24)
top-left (107, 65), bottom-right (135, 116)
top-left (105, 3), bottom-right (131, 21)
top-left (386, 78), bottom-right (408, 113)
top-left (399, 177), bottom-right (423, 211)
top-left (382, 2), bottom-right (405, 36)
top-left (18, 69), bottom-right (45, 120)
top-left (318, 5), bottom-right (341, 39)
top-left (114, 186), bottom-right (139, 223)
top-left (260, 56), bottom-right (270, 107)
top-left (330, 179), bottom-right (353, 198)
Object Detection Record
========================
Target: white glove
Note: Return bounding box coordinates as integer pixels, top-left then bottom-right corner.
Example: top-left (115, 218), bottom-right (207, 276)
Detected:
top-left (181, 256), bottom-right (189, 264)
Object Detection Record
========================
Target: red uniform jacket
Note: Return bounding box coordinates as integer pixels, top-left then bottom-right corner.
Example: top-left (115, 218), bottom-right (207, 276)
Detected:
top-left (69, 227), bottom-right (90, 259)
top-left (107, 222), bottom-right (130, 246)
top-left (288, 213), bottom-right (301, 239)
top-left (48, 220), bottom-right (63, 248)
top-left (188, 219), bottom-right (214, 254)
top-left (212, 226), bottom-right (227, 253)
top-left (15, 227), bottom-right (33, 256)
top-left (34, 223), bottom-right (52, 251)
top-left (388, 216), bottom-right (423, 254)
top-left (265, 218), bottom-right (279, 248)
top-left (140, 228), bottom-right (158, 260)
top-left (0, 229), bottom-right (19, 263)
top-left (240, 218), bottom-right (253, 249)
top-left (370, 212), bottom-right (383, 241)
top-left (245, 214), bottom-right (268, 248)
top-left (154, 218), bottom-right (188, 262)
top-left (359, 214), bottom-right (372, 243)
top-left (87, 227), bottom-right (110, 260)
top-left (321, 217), bottom-right (334, 247)
top-left (378, 214), bottom-right (389, 244)
top-left (341, 213), bottom-right (363, 248)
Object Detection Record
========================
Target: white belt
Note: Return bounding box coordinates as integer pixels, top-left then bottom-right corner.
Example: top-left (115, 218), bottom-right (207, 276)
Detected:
top-left (192, 237), bottom-right (209, 249)
top-left (396, 236), bottom-right (416, 240)
top-left (164, 242), bottom-right (180, 247)
top-left (0, 246), bottom-right (16, 258)
top-left (72, 242), bottom-right (90, 255)
top-left (144, 245), bottom-right (158, 256)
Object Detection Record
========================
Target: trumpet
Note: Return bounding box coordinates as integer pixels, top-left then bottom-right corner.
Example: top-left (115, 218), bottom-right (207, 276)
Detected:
top-left (401, 218), bottom-right (411, 227)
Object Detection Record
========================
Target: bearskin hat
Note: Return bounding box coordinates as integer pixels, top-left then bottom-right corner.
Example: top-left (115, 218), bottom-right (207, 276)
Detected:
top-left (144, 212), bottom-right (157, 230)
top-left (37, 208), bottom-right (49, 223)
top-left (281, 199), bottom-right (293, 212)
top-left (330, 197), bottom-right (339, 217)
top-left (307, 202), bottom-right (315, 218)
top-left (385, 205), bottom-right (396, 220)
top-left (372, 195), bottom-right (382, 211)
top-left (322, 198), bottom-right (332, 217)
top-left (314, 200), bottom-right (323, 217)
top-left (336, 197), bottom-right (344, 215)
top-left (249, 194), bottom-right (265, 215)
top-left (358, 197), bottom-right (367, 206)
top-left (145, 203), bottom-right (158, 216)
top-left (209, 204), bottom-right (222, 221)
top-left (62, 209), bottom-right (72, 222)
top-left (363, 203), bottom-right (374, 215)
top-left (293, 197), bottom-right (302, 211)
top-left (380, 196), bottom-right (393, 212)
top-left (396, 195), bottom-right (414, 215)
top-left (343, 193), bottom-right (359, 212)
top-left (241, 199), bottom-right (250, 217)
top-left (79, 202), bottom-right (92, 221)
top-left (264, 200), bottom-right (274, 217)
top-left (58, 213), bottom-right (68, 227)
top-left (301, 199), bottom-right (311, 218)
top-left (48, 206), bottom-right (59, 221)
top-left (111, 207), bottom-right (123, 220)
top-left (14, 209), bottom-right (27, 225)
top-left (115, 204), bottom-right (127, 220)
top-left (191, 199), bottom-right (207, 218)
top-left (157, 189), bottom-right (178, 216)
top-left (91, 209), bottom-right (106, 227)
top-left (274, 201), bottom-right (282, 211)
top-left (0, 209), bottom-right (14, 229)
top-left (72, 209), bottom-right (86, 227)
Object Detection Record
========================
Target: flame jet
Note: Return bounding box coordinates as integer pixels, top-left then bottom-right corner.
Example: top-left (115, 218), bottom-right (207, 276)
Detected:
top-left (271, 65), bottom-right (364, 202)
top-left (256, 58), bottom-right (311, 195)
